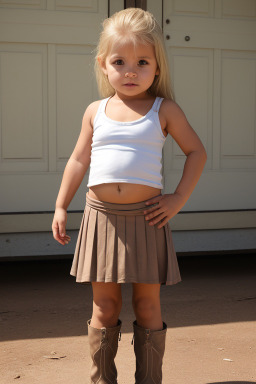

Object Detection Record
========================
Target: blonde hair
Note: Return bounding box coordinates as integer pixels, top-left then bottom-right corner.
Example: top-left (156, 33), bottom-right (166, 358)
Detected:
top-left (94, 7), bottom-right (175, 101)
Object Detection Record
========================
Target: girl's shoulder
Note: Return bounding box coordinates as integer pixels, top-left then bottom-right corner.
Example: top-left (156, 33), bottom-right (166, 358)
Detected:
top-left (159, 98), bottom-right (186, 123)
top-left (86, 98), bottom-right (106, 127)
top-left (158, 98), bottom-right (182, 126)
top-left (158, 98), bottom-right (193, 138)
top-left (87, 98), bottom-right (105, 111)
top-left (160, 97), bottom-right (177, 110)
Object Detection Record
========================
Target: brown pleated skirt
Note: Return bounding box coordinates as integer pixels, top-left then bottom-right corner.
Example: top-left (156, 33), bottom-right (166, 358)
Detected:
top-left (70, 192), bottom-right (181, 286)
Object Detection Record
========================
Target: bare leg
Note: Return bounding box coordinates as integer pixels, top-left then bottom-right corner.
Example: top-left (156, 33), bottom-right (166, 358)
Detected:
top-left (132, 282), bottom-right (163, 330)
top-left (90, 282), bottom-right (122, 328)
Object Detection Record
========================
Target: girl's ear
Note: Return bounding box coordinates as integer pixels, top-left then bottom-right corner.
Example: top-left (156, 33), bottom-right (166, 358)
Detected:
top-left (156, 67), bottom-right (160, 76)
top-left (97, 57), bottom-right (108, 76)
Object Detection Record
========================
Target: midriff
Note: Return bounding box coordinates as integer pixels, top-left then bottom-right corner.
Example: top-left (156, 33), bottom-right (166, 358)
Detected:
top-left (88, 183), bottom-right (162, 203)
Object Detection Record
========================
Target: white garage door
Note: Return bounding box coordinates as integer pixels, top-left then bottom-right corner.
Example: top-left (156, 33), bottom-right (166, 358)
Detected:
top-left (163, 0), bottom-right (256, 211)
top-left (0, 0), bottom-right (108, 212)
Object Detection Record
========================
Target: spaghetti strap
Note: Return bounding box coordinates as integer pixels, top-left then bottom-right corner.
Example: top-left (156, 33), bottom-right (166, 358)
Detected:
top-left (154, 97), bottom-right (164, 113)
top-left (93, 97), bottom-right (110, 127)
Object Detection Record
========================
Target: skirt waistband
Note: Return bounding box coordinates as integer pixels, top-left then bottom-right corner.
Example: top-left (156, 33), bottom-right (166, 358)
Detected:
top-left (85, 192), bottom-right (161, 216)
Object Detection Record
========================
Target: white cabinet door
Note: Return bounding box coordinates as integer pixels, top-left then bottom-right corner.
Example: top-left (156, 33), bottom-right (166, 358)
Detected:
top-left (163, 0), bottom-right (256, 210)
top-left (0, 0), bottom-right (108, 212)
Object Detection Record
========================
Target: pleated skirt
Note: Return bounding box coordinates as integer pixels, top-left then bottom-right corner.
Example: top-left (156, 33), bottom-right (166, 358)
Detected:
top-left (70, 192), bottom-right (182, 286)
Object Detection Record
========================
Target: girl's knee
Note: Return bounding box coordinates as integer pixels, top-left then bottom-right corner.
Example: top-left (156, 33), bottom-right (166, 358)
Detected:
top-left (91, 282), bottom-right (122, 323)
top-left (132, 297), bottom-right (159, 319)
top-left (93, 296), bottom-right (122, 322)
top-left (132, 283), bottom-right (160, 311)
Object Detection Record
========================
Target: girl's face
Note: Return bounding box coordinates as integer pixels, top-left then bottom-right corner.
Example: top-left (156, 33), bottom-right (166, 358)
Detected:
top-left (99, 40), bottom-right (160, 99)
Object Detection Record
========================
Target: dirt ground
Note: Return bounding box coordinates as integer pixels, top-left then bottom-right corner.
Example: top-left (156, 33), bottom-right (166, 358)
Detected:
top-left (0, 253), bottom-right (255, 384)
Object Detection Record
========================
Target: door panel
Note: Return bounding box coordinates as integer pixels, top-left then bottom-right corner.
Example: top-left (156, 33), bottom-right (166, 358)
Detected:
top-left (0, 0), bottom-right (107, 212)
top-left (163, 0), bottom-right (256, 210)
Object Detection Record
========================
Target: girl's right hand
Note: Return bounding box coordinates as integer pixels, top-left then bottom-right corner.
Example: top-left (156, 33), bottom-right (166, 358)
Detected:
top-left (52, 208), bottom-right (71, 245)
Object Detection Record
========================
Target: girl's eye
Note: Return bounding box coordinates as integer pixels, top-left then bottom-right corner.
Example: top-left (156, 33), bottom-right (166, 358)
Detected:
top-left (112, 59), bottom-right (148, 66)
top-left (113, 59), bottom-right (123, 65)
top-left (138, 60), bottom-right (148, 65)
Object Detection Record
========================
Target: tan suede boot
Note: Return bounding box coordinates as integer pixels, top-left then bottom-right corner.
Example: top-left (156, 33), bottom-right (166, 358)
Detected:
top-left (87, 318), bottom-right (122, 384)
top-left (131, 320), bottom-right (167, 384)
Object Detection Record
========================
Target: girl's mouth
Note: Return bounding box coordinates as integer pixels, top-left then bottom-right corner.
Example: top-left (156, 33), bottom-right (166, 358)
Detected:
top-left (124, 83), bottom-right (138, 87)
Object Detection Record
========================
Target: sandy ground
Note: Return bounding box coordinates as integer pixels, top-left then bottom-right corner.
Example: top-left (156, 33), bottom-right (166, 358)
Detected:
top-left (0, 253), bottom-right (255, 384)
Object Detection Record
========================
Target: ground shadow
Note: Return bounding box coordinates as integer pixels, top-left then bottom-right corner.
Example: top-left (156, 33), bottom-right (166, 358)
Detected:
top-left (207, 382), bottom-right (256, 384)
top-left (0, 253), bottom-right (255, 341)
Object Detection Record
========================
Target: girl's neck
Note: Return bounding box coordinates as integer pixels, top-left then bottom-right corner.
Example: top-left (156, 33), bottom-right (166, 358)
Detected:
top-left (112, 91), bottom-right (154, 102)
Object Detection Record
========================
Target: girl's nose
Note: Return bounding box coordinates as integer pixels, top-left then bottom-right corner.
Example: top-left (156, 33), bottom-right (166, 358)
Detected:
top-left (125, 72), bottom-right (137, 78)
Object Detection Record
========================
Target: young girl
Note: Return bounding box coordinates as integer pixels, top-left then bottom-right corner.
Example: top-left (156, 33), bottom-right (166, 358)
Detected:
top-left (52, 7), bottom-right (207, 384)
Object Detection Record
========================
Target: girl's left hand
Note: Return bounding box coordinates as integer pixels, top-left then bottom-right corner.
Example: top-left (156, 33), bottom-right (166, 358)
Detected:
top-left (144, 193), bottom-right (184, 229)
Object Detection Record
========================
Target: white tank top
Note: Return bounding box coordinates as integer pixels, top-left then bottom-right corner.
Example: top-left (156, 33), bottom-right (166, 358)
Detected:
top-left (87, 96), bottom-right (167, 189)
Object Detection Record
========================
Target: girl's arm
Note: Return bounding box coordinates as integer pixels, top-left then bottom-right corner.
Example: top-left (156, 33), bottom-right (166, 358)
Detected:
top-left (55, 104), bottom-right (94, 209)
top-left (52, 103), bottom-right (95, 244)
top-left (163, 99), bottom-right (207, 208)
top-left (144, 100), bottom-right (207, 229)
